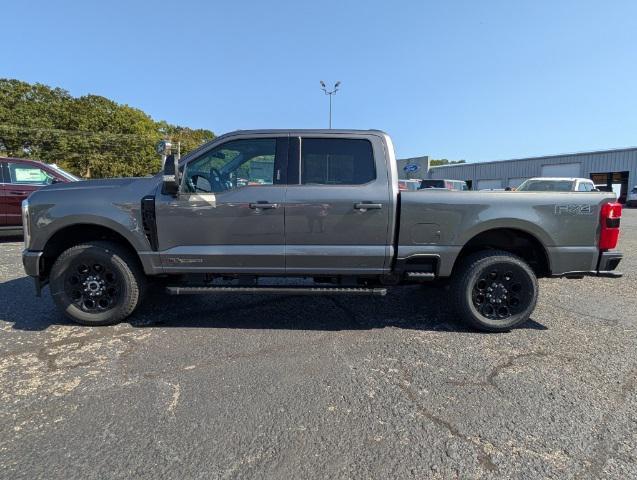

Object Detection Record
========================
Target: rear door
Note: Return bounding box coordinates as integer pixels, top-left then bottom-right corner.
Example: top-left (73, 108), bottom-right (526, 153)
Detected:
top-left (284, 135), bottom-right (392, 274)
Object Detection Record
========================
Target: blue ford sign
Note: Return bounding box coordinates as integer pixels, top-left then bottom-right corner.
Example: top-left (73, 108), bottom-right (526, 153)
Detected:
top-left (403, 164), bottom-right (419, 173)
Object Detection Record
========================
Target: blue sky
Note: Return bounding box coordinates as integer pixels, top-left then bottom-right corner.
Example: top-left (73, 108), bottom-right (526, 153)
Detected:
top-left (2, 0), bottom-right (636, 161)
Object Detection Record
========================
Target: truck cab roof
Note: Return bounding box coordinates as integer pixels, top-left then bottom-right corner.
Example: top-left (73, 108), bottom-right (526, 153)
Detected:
top-left (180, 129), bottom-right (391, 163)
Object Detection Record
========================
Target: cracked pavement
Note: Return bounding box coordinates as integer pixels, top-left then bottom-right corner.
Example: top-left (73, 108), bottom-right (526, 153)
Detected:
top-left (1, 211), bottom-right (636, 479)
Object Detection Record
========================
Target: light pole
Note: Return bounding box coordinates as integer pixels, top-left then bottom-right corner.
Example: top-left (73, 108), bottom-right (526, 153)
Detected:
top-left (320, 80), bottom-right (341, 129)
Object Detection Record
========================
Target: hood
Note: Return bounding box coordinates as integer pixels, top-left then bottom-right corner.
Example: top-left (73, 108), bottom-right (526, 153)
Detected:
top-left (39, 177), bottom-right (154, 192)
top-left (27, 176), bottom-right (161, 206)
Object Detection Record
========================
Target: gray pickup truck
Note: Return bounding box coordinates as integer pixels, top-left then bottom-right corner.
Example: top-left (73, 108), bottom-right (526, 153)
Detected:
top-left (21, 130), bottom-right (623, 331)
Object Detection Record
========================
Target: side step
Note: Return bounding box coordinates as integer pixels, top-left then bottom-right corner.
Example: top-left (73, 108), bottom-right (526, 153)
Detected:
top-left (166, 286), bottom-right (388, 296)
top-left (405, 272), bottom-right (436, 281)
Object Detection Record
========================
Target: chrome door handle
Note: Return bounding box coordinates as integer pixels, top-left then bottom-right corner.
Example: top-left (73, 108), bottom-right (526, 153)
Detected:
top-left (249, 202), bottom-right (279, 210)
top-left (354, 202), bottom-right (382, 210)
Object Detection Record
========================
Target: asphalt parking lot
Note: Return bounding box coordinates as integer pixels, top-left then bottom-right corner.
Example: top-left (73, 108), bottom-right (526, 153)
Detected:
top-left (1, 211), bottom-right (636, 480)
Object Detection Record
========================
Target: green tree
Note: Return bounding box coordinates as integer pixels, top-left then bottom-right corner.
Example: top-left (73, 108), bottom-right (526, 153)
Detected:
top-left (0, 78), bottom-right (215, 178)
top-left (429, 158), bottom-right (466, 167)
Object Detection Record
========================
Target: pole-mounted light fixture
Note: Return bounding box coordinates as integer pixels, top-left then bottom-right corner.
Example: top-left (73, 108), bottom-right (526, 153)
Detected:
top-left (320, 80), bottom-right (341, 129)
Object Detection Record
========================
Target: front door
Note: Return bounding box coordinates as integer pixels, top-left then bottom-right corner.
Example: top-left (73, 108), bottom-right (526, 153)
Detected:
top-left (155, 136), bottom-right (288, 273)
top-left (284, 136), bottom-right (392, 274)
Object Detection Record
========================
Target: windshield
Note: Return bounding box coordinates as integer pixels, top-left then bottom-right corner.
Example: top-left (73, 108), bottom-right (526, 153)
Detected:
top-left (48, 163), bottom-right (81, 181)
top-left (517, 179), bottom-right (574, 192)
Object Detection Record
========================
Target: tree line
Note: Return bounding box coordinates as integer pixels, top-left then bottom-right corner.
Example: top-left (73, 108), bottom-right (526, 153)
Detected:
top-left (430, 158), bottom-right (466, 166)
top-left (0, 79), bottom-right (214, 178)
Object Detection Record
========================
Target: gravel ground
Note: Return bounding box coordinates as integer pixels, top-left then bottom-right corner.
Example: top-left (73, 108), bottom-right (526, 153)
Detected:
top-left (1, 210), bottom-right (636, 479)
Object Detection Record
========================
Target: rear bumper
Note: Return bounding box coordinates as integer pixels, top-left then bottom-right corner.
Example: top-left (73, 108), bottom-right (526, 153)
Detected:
top-left (557, 251), bottom-right (623, 279)
top-left (595, 251), bottom-right (623, 277)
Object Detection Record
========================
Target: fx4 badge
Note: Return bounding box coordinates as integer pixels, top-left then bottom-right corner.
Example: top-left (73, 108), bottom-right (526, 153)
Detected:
top-left (165, 257), bottom-right (204, 264)
top-left (554, 204), bottom-right (593, 216)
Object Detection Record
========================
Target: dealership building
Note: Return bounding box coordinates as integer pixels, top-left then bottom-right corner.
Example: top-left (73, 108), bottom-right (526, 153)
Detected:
top-left (423, 147), bottom-right (637, 200)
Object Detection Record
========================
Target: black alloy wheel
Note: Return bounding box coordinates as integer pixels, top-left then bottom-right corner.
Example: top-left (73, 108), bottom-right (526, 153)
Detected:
top-left (64, 259), bottom-right (120, 313)
top-left (471, 264), bottom-right (533, 321)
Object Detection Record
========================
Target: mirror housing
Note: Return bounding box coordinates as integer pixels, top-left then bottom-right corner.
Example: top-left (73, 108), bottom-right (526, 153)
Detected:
top-left (157, 139), bottom-right (181, 196)
top-left (161, 153), bottom-right (180, 196)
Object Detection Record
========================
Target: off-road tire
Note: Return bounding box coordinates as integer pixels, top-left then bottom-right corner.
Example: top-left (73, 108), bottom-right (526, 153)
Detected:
top-left (50, 241), bottom-right (146, 326)
top-left (452, 250), bottom-right (538, 332)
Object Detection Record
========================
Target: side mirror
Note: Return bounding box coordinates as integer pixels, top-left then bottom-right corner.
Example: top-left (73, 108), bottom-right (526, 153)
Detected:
top-left (592, 188), bottom-right (600, 192)
top-left (162, 153), bottom-right (180, 196)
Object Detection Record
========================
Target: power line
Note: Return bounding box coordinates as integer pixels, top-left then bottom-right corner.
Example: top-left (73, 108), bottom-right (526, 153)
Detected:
top-left (0, 124), bottom-right (158, 139)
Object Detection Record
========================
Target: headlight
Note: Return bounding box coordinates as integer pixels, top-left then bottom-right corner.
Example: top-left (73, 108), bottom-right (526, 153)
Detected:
top-left (22, 199), bottom-right (31, 249)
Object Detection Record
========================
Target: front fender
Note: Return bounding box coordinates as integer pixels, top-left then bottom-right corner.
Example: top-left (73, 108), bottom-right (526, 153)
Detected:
top-left (31, 213), bottom-right (149, 252)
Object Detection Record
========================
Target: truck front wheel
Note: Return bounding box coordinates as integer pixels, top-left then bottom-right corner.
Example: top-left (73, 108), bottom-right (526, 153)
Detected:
top-left (49, 241), bottom-right (146, 326)
top-left (452, 250), bottom-right (538, 332)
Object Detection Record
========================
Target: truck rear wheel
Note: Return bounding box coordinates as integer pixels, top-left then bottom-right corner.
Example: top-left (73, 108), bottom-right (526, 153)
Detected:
top-left (452, 250), bottom-right (538, 332)
top-left (49, 241), bottom-right (146, 326)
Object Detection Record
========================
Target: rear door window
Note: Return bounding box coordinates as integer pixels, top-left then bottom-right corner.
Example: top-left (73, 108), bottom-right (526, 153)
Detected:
top-left (300, 138), bottom-right (375, 185)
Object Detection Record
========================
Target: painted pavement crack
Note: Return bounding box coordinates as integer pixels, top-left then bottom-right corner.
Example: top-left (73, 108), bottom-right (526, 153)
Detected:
top-left (446, 351), bottom-right (575, 390)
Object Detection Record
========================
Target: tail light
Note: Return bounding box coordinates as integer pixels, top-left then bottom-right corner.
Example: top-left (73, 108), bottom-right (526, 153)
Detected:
top-left (599, 202), bottom-right (621, 250)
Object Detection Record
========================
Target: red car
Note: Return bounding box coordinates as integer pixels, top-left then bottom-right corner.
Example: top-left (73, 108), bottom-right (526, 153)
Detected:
top-left (1, 157), bottom-right (79, 235)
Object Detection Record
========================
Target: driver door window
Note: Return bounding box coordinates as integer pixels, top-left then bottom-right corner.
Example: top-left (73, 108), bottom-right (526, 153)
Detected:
top-left (183, 138), bottom-right (277, 194)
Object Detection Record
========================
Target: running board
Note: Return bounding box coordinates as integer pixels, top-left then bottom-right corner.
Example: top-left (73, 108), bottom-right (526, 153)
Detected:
top-left (166, 286), bottom-right (388, 296)
top-left (405, 272), bottom-right (436, 281)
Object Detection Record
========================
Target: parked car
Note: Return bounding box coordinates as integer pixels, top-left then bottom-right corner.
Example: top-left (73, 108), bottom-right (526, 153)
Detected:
top-left (420, 179), bottom-right (468, 191)
top-left (0, 157), bottom-right (78, 235)
top-left (22, 130), bottom-right (622, 332)
top-left (627, 186), bottom-right (637, 207)
top-left (517, 177), bottom-right (598, 192)
top-left (398, 179), bottom-right (421, 191)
